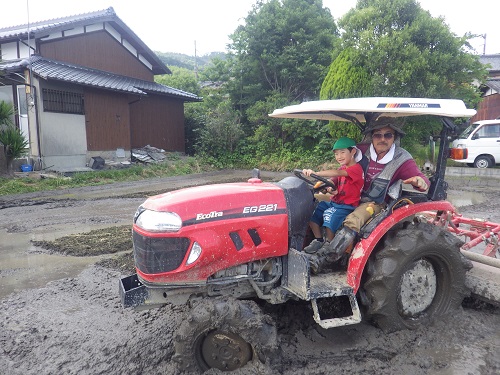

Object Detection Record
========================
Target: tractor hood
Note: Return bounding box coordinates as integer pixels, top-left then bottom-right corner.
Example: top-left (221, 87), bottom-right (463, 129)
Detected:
top-left (140, 181), bottom-right (287, 226)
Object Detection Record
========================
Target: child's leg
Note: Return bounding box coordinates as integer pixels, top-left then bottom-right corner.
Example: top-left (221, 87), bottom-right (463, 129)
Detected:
top-left (303, 202), bottom-right (331, 253)
top-left (309, 201), bottom-right (330, 239)
top-left (307, 205), bottom-right (357, 273)
top-left (324, 227), bottom-right (335, 242)
top-left (309, 221), bottom-right (323, 239)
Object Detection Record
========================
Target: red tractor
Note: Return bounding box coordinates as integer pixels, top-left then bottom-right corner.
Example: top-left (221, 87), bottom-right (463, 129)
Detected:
top-left (120, 97), bottom-right (500, 373)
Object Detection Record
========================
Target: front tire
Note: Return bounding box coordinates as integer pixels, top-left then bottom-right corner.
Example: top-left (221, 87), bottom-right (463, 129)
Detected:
top-left (474, 156), bottom-right (493, 168)
top-left (173, 297), bottom-right (277, 372)
top-left (363, 222), bottom-right (471, 333)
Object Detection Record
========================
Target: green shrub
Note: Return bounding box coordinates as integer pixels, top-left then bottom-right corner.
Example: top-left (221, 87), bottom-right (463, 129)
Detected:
top-left (0, 101), bottom-right (29, 175)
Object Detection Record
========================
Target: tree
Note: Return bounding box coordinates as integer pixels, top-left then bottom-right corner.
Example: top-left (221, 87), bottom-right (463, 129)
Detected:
top-left (155, 66), bottom-right (201, 96)
top-left (324, 0), bottom-right (487, 102)
top-left (191, 0), bottom-right (340, 169)
top-left (320, 0), bottom-right (488, 146)
top-left (241, 91), bottom-right (334, 169)
top-left (183, 88), bottom-right (228, 156)
top-left (227, 0), bottom-right (338, 112)
top-left (320, 47), bottom-right (372, 140)
top-left (0, 101), bottom-right (28, 176)
top-left (197, 100), bottom-right (244, 160)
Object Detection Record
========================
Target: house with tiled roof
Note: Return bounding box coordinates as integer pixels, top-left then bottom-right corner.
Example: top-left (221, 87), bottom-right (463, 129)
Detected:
top-left (473, 54), bottom-right (500, 122)
top-left (0, 7), bottom-right (201, 171)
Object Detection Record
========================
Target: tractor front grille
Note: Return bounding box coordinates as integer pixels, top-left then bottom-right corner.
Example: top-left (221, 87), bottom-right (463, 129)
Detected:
top-left (133, 230), bottom-right (190, 274)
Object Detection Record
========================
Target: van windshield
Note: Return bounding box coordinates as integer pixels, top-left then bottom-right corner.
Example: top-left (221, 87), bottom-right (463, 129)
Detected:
top-left (458, 123), bottom-right (480, 139)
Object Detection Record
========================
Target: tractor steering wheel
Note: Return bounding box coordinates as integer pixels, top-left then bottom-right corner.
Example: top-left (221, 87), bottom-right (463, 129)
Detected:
top-left (293, 169), bottom-right (337, 192)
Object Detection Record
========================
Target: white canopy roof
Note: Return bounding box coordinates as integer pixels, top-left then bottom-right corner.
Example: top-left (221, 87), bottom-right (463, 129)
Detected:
top-left (269, 97), bottom-right (476, 123)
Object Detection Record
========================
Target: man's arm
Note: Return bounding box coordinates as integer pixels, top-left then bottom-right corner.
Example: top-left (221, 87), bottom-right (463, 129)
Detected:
top-left (397, 160), bottom-right (430, 191)
top-left (403, 176), bottom-right (428, 191)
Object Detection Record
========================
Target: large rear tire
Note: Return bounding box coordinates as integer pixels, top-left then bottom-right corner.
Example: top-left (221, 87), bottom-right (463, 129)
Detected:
top-left (172, 297), bottom-right (277, 373)
top-left (363, 221), bottom-right (471, 333)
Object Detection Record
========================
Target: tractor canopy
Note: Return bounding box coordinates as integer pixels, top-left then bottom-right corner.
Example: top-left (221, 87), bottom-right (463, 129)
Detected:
top-left (269, 97), bottom-right (476, 132)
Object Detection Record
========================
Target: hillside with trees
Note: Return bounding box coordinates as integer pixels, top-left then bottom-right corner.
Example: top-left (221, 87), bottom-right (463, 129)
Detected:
top-left (155, 51), bottom-right (225, 71)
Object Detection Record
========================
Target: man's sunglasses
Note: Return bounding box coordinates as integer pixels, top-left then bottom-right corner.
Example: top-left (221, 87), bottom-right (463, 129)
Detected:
top-left (372, 132), bottom-right (394, 140)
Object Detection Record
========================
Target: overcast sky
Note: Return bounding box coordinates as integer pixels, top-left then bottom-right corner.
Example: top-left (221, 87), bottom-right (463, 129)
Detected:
top-left (1, 0), bottom-right (497, 56)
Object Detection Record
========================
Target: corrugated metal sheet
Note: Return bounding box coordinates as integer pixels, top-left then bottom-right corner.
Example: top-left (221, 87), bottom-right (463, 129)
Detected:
top-left (0, 55), bottom-right (201, 101)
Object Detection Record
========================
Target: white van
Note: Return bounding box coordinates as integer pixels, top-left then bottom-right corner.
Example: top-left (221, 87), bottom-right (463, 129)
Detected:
top-left (450, 119), bottom-right (500, 168)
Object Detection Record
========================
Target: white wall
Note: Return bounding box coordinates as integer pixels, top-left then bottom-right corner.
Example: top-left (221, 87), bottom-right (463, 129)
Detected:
top-left (1, 42), bottom-right (18, 60)
top-left (0, 40), bottom-right (35, 59)
top-left (38, 111), bottom-right (87, 170)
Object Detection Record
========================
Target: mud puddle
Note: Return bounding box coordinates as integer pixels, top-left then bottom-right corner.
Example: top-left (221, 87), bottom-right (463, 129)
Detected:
top-left (0, 224), bottom-right (132, 299)
top-left (0, 231), bottom-right (101, 298)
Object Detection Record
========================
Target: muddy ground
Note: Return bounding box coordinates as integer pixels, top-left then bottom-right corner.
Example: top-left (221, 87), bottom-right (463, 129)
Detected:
top-left (0, 169), bottom-right (499, 375)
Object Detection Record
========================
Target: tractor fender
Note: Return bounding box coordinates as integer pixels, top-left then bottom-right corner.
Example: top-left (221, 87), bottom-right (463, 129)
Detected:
top-left (346, 200), bottom-right (456, 293)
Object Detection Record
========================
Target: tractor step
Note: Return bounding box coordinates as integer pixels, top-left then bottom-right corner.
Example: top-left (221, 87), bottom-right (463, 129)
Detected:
top-left (308, 272), bottom-right (354, 298)
top-left (285, 248), bottom-right (362, 328)
top-left (311, 291), bottom-right (362, 329)
top-left (285, 248), bottom-right (353, 299)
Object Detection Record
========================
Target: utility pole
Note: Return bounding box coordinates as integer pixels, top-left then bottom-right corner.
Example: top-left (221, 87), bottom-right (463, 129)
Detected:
top-left (194, 40), bottom-right (198, 80)
top-left (482, 34), bottom-right (487, 55)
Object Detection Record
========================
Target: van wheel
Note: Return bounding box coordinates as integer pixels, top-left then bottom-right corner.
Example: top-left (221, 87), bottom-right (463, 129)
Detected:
top-left (363, 222), bottom-right (471, 333)
top-left (474, 156), bottom-right (493, 168)
top-left (172, 297), bottom-right (277, 373)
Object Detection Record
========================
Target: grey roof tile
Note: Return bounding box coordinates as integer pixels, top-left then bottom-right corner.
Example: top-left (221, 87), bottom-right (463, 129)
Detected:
top-left (0, 7), bottom-right (169, 75)
top-left (0, 55), bottom-right (201, 101)
top-left (0, 8), bottom-right (115, 39)
top-left (479, 54), bottom-right (500, 72)
top-left (485, 79), bottom-right (500, 92)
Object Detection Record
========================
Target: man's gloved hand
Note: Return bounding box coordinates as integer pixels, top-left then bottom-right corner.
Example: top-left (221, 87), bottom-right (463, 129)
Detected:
top-left (403, 176), bottom-right (428, 191)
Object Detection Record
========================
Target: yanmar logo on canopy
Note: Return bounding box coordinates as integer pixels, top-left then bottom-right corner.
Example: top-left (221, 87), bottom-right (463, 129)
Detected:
top-left (377, 103), bottom-right (441, 109)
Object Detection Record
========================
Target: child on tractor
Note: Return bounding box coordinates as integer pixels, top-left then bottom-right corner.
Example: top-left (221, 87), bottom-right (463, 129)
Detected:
top-left (301, 137), bottom-right (364, 267)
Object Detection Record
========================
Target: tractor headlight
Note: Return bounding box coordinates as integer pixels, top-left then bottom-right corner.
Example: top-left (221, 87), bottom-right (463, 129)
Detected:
top-left (186, 242), bottom-right (202, 265)
top-left (135, 209), bottom-right (182, 232)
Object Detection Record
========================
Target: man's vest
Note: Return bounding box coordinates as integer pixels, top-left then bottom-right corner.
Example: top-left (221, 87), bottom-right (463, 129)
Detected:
top-left (359, 146), bottom-right (413, 204)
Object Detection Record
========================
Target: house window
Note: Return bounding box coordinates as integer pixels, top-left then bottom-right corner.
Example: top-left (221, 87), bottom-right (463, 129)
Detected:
top-left (42, 89), bottom-right (84, 114)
